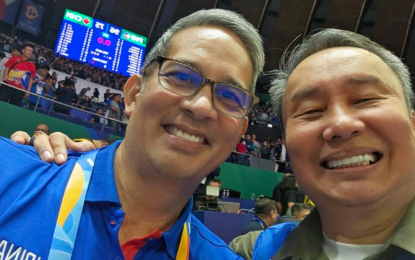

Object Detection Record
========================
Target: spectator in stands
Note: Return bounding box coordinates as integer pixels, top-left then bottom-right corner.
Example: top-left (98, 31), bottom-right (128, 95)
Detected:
top-left (236, 137), bottom-right (249, 165)
top-left (51, 71), bottom-right (58, 80)
top-left (268, 140), bottom-right (276, 159)
top-left (290, 203), bottom-right (312, 220)
top-left (280, 175), bottom-right (305, 216)
top-left (90, 108), bottom-right (105, 124)
top-left (272, 172), bottom-right (293, 215)
top-left (248, 111), bottom-right (256, 125)
top-left (108, 93), bottom-right (122, 128)
top-left (239, 198), bottom-right (277, 236)
top-left (245, 134), bottom-right (254, 154)
top-left (275, 138), bottom-right (288, 172)
top-left (251, 134), bottom-right (260, 157)
top-left (93, 87), bottom-right (99, 99)
top-left (0, 46), bottom-right (20, 82)
top-left (103, 88), bottom-right (112, 101)
top-left (259, 140), bottom-right (270, 159)
top-left (78, 95), bottom-right (92, 110)
top-left (28, 64), bottom-right (50, 107)
top-left (78, 86), bottom-right (90, 98)
top-left (7, 9), bottom-right (264, 259)
top-left (33, 123), bottom-right (49, 135)
top-left (53, 78), bottom-right (78, 115)
top-left (0, 44), bottom-right (36, 106)
top-left (41, 76), bottom-right (56, 110)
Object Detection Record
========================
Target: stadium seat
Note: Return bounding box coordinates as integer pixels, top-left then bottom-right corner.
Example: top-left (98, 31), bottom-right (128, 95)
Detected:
top-left (36, 107), bottom-right (48, 115)
top-left (79, 120), bottom-right (94, 128)
top-left (103, 127), bottom-right (114, 134)
top-left (94, 123), bottom-right (105, 131)
top-left (70, 117), bottom-right (94, 128)
top-left (48, 110), bottom-right (69, 121)
top-left (115, 130), bottom-right (125, 137)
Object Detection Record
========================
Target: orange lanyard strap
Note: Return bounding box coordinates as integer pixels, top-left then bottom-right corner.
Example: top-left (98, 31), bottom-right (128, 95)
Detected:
top-left (176, 216), bottom-right (191, 260)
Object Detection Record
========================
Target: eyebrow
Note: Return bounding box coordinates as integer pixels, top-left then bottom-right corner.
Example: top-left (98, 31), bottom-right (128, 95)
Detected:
top-left (177, 58), bottom-right (247, 89)
top-left (291, 75), bottom-right (395, 103)
top-left (345, 75), bottom-right (382, 86)
top-left (291, 87), bottom-right (320, 103)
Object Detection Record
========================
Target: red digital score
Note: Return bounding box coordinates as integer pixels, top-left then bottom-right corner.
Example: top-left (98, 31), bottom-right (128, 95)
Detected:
top-left (97, 37), bottom-right (111, 47)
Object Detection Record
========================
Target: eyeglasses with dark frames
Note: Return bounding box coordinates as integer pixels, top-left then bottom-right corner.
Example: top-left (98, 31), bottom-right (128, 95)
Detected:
top-left (144, 56), bottom-right (254, 118)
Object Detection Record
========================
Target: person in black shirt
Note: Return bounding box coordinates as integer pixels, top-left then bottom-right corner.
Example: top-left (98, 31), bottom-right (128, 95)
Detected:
top-left (53, 79), bottom-right (78, 115)
top-left (93, 88), bottom-right (100, 99)
top-left (90, 108), bottom-right (104, 124)
top-left (272, 172), bottom-right (293, 214)
top-left (280, 175), bottom-right (305, 216)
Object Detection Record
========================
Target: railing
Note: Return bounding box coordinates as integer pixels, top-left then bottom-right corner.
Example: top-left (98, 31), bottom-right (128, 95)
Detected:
top-left (0, 81), bottom-right (126, 134)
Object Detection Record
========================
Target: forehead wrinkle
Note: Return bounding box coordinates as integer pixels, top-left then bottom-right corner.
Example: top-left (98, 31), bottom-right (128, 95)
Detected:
top-left (291, 86), bottom-right (320, 104)
top-left (167, 26), bottom-right (252, 91)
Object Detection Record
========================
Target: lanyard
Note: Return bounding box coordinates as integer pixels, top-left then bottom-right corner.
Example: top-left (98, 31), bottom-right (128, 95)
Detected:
top-left (47, 150), bottom-right (98, 260)
top-left (253, 217), bottom-right (265, 230)
top-left (46, 149), bottom-right (192, 260)
top-left (176, 215), bottom-right (191, 260)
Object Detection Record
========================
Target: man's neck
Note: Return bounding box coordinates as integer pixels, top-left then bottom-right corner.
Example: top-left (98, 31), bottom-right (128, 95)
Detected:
top-left (114, 143), bottom-right (197, 244)
top-left (319, 195), bottom-right (414, 245)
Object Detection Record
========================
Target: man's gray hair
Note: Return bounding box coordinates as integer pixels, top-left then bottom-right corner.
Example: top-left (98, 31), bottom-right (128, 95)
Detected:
top-left (144, 9), bottom-right (265, 92)
top-left (270, 28), bottom-right (414, 129)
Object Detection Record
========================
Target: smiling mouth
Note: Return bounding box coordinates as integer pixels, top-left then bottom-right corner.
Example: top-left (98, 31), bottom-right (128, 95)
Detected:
top-left (164, 125), bottom-right (207, 144)
top-left (322, 152), bottom-right (382, 170)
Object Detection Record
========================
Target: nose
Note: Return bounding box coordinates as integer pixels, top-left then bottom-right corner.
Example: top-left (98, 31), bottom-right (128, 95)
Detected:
top-left (179, 83), bottom-right (218, 121)
top-left (322, 105), bottom-right (365, 141)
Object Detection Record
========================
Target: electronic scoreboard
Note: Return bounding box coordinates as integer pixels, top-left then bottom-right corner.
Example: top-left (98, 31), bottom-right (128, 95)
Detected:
top-left (55, 9), bottom-right (147, 77)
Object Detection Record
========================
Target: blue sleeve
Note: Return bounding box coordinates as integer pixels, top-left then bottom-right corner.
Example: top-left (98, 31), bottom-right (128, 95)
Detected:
top-left (252, 222), bottom-right (298, 260)
top-left (0, 137), bottom-right (78, 257)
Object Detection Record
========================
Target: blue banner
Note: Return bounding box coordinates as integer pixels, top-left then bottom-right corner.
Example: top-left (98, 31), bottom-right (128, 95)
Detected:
top-left (0, 0), bottom-right (21, 24)
top-left (16, 0), bottom-right (44, 35)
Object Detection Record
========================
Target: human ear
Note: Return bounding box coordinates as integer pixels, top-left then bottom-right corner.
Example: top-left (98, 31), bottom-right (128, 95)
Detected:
top-left (237, 117), bottom-right (249, 140)
top-left (123, 74), bottom-right (143, 118)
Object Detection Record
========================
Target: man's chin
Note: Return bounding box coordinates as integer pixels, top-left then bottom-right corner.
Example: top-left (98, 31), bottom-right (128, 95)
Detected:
top-left (323, 188), bottom-right (387, 208)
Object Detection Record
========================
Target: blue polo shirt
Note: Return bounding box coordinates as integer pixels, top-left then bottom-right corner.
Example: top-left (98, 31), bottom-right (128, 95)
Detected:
top-left (0, 137), bottom-right (241, 260)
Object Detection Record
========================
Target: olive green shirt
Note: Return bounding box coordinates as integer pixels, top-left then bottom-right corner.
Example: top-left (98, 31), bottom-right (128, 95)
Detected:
top-left (272, 199), bottom-right (415, 260)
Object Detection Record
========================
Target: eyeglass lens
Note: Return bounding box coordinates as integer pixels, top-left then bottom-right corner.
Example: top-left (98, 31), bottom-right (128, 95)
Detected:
top-left (158, 59), bottom-right (252, 117)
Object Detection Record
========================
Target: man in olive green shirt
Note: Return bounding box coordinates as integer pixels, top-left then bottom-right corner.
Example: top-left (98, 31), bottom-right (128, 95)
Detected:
top-left (266, 28), bottom-right (415, 260)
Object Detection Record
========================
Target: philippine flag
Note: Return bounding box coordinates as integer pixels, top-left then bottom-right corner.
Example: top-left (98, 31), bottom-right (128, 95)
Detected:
top-left (0, 0), bottom-right (21, 24)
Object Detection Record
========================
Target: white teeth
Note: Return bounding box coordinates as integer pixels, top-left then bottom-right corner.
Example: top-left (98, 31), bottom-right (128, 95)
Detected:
top-left (350, 156), bottom-right (358, 164)
top-left (166, 126), bottom-right (204, 144)
top-left (326, 153), bottom-right (376, 169)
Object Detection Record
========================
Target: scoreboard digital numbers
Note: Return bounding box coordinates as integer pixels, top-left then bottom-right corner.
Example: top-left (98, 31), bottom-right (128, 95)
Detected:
top-left (55, 9), bottom-right (147, 77)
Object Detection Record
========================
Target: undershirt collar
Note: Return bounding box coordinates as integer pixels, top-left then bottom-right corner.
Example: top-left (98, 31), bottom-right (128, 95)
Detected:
top-left (323, 232), bottom-right (383, 260)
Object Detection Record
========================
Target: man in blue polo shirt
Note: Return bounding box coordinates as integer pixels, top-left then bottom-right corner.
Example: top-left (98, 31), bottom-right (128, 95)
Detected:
top-left (1, 8), bottom-right (264, 260)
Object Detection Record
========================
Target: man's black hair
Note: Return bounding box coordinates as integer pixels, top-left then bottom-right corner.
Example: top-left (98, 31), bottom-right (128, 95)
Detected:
top-left (291, 203), bottom-right (313, 216)
top-left (64, 78), bottom-right (74, 87)
top-left (37, 63), bottom-right (50, 71)
top-left (255, 198), bottom-right (276, 216)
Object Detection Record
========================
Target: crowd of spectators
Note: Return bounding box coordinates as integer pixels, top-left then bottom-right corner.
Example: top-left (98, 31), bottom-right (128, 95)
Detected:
top-left (230, 133), bottom-right (289, 168)
top-left (0, 33), bottom-right (126, 131)
top-left (0, 33), bottom-right (129, 90)
top-left (248, 102), bottom-right (279, 128)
